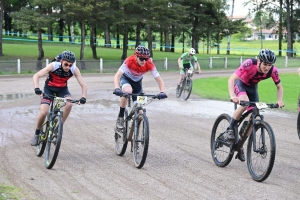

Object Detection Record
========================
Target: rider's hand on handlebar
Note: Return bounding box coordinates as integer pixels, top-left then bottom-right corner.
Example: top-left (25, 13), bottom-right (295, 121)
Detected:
top-left (79, 97), bottom-right (86, 104)
top-left (230, 96), bottom-right (239, 104)
top-left (113, 88), bottom-right (122, 96)
top-left (34, 88), bottom-right (42, 95)
top-left (277, 100), bottom-right (284, 108)
top-left (158, 92), bottom-right (167, 99)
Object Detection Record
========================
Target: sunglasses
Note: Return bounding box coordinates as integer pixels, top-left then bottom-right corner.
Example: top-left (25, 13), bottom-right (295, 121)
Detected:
top-left (138, 57), bottom-right (149, 61)
top-left (63, 62), bottom-right (73, 67)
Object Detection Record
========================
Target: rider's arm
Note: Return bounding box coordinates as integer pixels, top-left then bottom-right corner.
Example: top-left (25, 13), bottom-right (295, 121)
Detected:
top-left (114, 70), bottom-right (123, 89)
top-left (32, 63), bottom-right (54, 88)
top-left (228, 73), bottom-right (239, 103)
top-left (74, 68), bottom-right (87, 98)
top-left (196, 61), bottom-right (201, 74)
top-left (177, 57), bottom-right (182, 69)
top-left (275, 82), bottom-right (284, 107)
top-left (154, 76), bottom-right (165, 93)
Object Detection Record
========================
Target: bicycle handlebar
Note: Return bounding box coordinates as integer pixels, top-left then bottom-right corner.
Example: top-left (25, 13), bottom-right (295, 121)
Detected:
top-left (238, 100), bottom-right (279, 108)
top-left (113, 92), bottom-right (166, 100)
top-left (43, 93), bottom-right (80, 104)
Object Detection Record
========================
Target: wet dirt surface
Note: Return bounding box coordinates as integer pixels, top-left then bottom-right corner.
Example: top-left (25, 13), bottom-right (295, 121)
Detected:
top-left (0, 69), bottom-right (300, 199)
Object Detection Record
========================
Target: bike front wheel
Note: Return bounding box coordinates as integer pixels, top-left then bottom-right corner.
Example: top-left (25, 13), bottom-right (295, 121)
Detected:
top-left (182, 78), bottom-right (193, 101)
top-left (176, 78), bottom-right (186, 98)
top-left (247, 121), bottom-right (276, 182)
top-left (45, 114), bottom-right (63, 169)
top-left (133, 113), bottom-right (149, 169)
top-left (211, 113), bottom-right (234, 167)
top-left (115, 110), bottom-right (128, 156)
top-left (36, 120), bottom-right (48, 157)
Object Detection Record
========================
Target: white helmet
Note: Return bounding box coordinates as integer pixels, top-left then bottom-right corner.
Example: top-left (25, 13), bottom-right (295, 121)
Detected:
top-left (189, 48), bottom-right (196, 55)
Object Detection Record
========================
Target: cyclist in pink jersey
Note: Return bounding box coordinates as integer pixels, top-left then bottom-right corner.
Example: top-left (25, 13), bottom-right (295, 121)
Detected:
top-left (225, 49), bottom-right (284, 162)
top-left (30, 50), bottom-right (87, 146)
top-left (113, 46), bottom-right (167, 129)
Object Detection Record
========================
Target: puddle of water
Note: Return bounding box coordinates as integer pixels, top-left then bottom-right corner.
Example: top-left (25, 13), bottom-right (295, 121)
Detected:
top-left (0, 93), bottom-right (34, 101)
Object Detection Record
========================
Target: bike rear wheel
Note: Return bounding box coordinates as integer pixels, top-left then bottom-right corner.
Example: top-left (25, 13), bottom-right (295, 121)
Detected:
top-left (176, 78), bottom-right (186, 98)
top-left (247, 121), bottom-right (276, 182)
top-left (297, 112), bottom-right (300, 139)
top-left (36, 120), bottom-right (48, 157)
top-left (133, 113), bottom-right (149, 169)
top-left (182, 78), bottom-right (193, 101)
top-left (115, 110), bottom-right (128, 156)
top-left (211, 113), bottom-right (234, 167)
top-left (45, 114), bottom-right (63, 169)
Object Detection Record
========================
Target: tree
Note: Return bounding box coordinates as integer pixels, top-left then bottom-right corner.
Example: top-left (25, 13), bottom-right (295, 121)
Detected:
top-left (0, 0), bottom-right (3, 56)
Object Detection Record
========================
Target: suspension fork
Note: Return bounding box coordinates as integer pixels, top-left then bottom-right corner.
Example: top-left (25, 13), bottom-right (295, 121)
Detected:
top-left (252, 114), bottom-right (266, 153)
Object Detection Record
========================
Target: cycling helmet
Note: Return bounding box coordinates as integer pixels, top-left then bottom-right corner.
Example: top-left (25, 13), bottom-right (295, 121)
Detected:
top-left (258, 49), bottom-right (276, 64)
top-left (61, 50), bottom-right (76, 63)
top-left (189, 48), bottom-right (196, 55)
top-left (135, 46), bottom-right (150, 58)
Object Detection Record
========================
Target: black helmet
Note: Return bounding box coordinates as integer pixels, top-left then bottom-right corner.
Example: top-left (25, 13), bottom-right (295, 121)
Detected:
top-left (258, 49), bottom-right (276, 64)
top-left (135, 46), bottom-right (150, 58)
top-left (61, 50), bottom-right (76, 63)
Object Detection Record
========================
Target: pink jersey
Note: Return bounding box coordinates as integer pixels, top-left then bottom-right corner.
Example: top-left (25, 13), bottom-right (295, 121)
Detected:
top-left (234, 58), bottom-right (280, 87)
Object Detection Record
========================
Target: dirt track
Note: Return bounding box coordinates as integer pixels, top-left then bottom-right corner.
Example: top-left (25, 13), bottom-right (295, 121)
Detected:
top-left (1, 69), bottom-right (300, 199)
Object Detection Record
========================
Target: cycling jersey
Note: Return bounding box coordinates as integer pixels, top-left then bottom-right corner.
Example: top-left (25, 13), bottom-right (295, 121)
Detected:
top-left (235, 58), bottom-right (280, 87)
top-left (118, 55), bottom-right (160, 82)
top-left (45, 62), bottom-right (76, 87)
top-left (180, 52), bottom-right (198, 67)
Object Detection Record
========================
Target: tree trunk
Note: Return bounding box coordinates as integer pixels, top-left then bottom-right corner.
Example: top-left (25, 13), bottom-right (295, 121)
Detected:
top-left (80, 19), bottom-right (86, 70)
top-left (36, 29), bottom-right (44, 70)
top-left (105, 23), bottom-right (111, 48)
top-left (90, 21), bottom-right (97, 59)
top-left (278, 0), bottom-right (283, 56)
top-left (160, 29), bottom-right (163, 52)
top-left (286, 0), bottom-right (293, 58)
top-left (171, 25), bottom-right (175, 53)
top-left (135, 22), bottom-right (142, 48)
top-left (116, 25), bottom-right (120, 49)
top-left (147, 25), bottom-right (153, 57)
top-left (0, 0), bottom-right (3, 56)
top-left (58, 18), bottom-right (64, 42)
top-left (164, 30), bottom-right (170, 52)
top-left (121, 23), bottom-right (128, 62)
top-left (227, 0), bottom-right (235, 55)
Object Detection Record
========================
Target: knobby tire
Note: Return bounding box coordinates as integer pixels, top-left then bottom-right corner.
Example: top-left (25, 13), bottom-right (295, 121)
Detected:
top-left (115, 110), bottom-right (128, 156)
top-left (36, 120), bottom-right (48, 157)
top-left (133, 113), bottom-right (149, 169)
top-left (247, 121), bottom-right (276, 182)
top-left (211, 113), bottom-right (234, 167)
top-left (45, 114), bottom-right (63, 169)
top-left (182, 78), bottom-right (193, 101)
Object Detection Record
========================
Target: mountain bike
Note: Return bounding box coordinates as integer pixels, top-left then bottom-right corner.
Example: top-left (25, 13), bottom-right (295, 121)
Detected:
top-left (211, 101), bottom-right (279, 182)
top-left (35, 93), bottom-right (79, 169)
top-left (176, 68), bottom-right (193, 101)
top-left (113, 92), bottom-right (166, 169)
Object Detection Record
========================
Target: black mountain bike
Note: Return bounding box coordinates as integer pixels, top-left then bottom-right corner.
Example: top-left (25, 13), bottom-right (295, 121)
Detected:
top-left (211, 101), bottom-right (279, 182)
top-left (114, 92), bottom-right (166, 169)
top-left (35, 93), bottom-right (79, 169)
top-left (176, 68), bottom-right (193, 101)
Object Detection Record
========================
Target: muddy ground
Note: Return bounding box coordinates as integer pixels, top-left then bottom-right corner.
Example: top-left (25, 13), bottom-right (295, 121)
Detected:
top-left (0, 69), bottom-right (299, 200)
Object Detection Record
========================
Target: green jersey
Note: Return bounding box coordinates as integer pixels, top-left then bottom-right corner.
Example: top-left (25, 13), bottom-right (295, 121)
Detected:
top-left (180, 52), bottom-right (198, 67)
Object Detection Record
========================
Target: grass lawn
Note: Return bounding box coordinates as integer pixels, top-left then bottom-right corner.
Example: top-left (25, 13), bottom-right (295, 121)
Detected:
top-left (193, 72), bottom-right (299, 112)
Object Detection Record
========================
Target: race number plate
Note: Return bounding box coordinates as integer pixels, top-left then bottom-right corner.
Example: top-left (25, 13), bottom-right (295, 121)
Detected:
top-left (188, 69), bottom-right (193, 74)
top-left (256, 102), bottom-right (268, 109)
top-left (137, 96), bottom-right (147, 104)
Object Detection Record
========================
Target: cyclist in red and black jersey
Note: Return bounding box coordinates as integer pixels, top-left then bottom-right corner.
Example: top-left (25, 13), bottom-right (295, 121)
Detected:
top-left (30, 50), bottom-right (87, 146)
top-left (113, 46), bottom-right (167, 129)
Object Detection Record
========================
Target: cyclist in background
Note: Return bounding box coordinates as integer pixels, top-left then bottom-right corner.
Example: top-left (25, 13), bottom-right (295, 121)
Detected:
top-left (226, 49), bottom-right (284, 161)
top-left (113, 46), bottom-right (167, 130)
top-left (30, 50), bottom-right (87, 146)
top-left (176, 48), bottom-right (201, 95)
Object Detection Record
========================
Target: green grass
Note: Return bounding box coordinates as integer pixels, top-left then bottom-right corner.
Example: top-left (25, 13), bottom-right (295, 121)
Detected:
top-left (193, 72), bottom-right (299, 112)
top-left (0, 185), bottom-right (22, 200)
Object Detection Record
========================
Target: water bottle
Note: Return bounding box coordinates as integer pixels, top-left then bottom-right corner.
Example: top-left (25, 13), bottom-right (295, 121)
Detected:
top-left (239, 121), bottom-right (248, 137)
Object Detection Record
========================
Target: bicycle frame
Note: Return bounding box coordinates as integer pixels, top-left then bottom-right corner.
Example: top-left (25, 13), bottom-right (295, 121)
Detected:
top-left (233, 102), bottom-right (277, 153)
